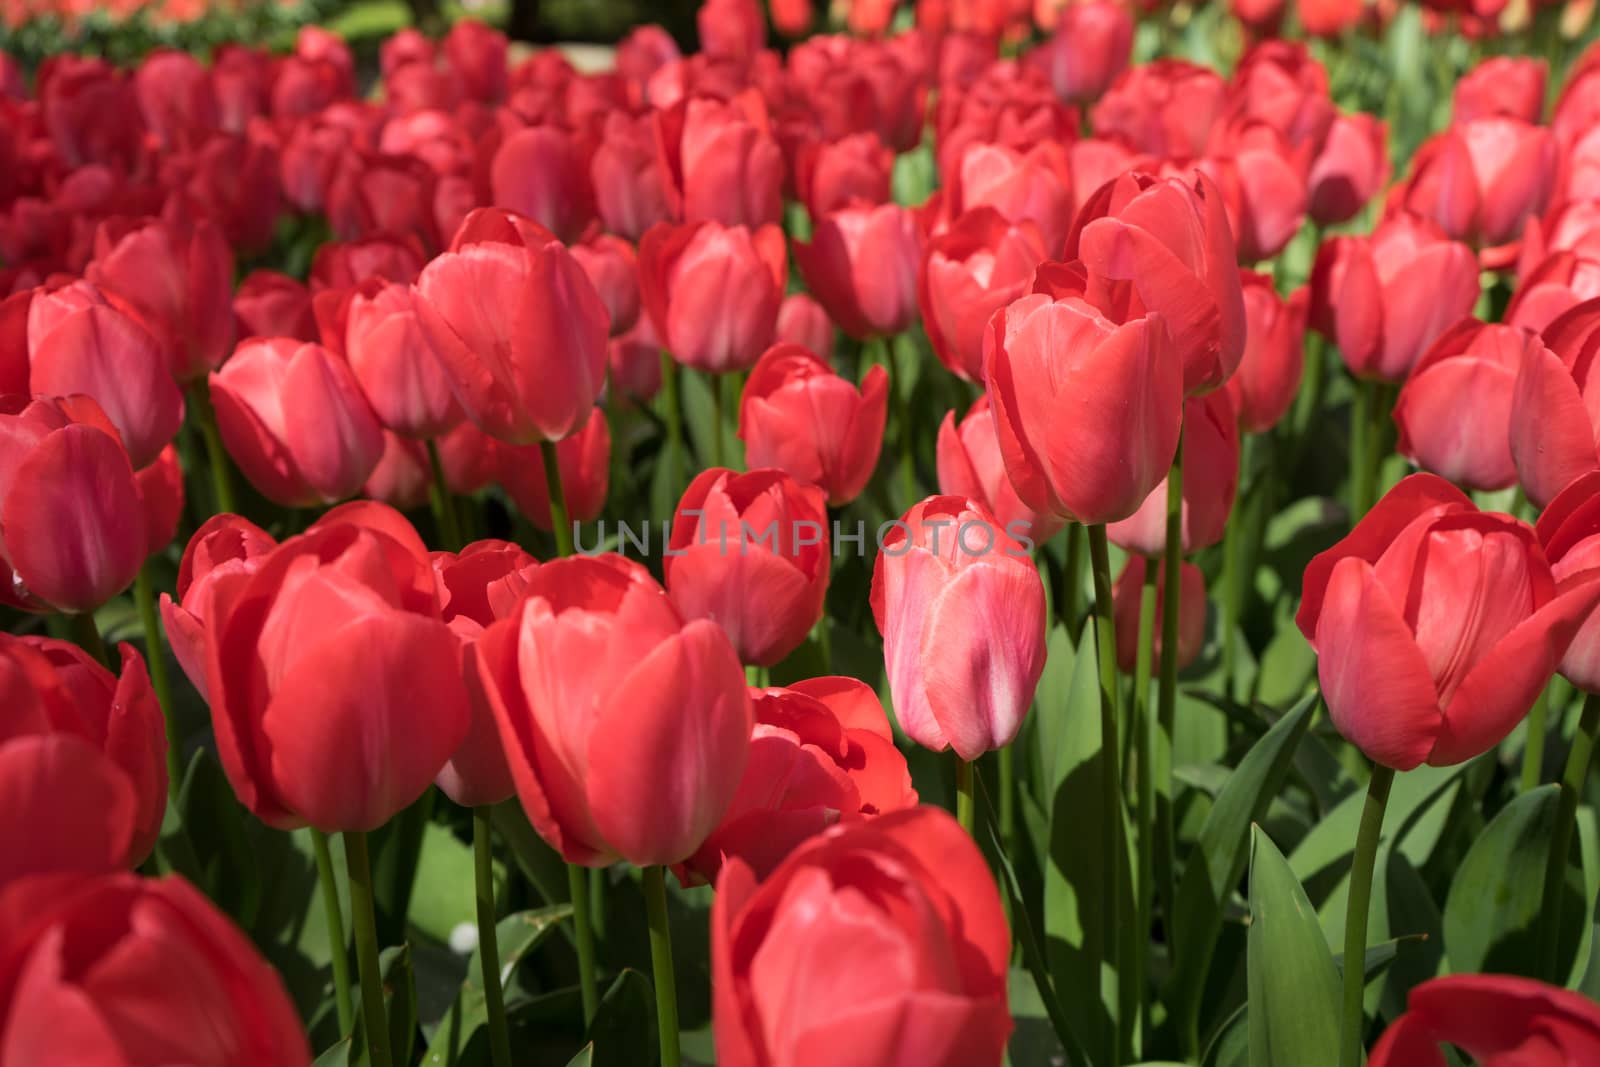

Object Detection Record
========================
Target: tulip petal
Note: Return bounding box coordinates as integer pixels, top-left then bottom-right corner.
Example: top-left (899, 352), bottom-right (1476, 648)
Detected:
top-left (1, 926), bottom-right (129, 1067)
top-left (1510, 341), bottom-right (1600, 508)
top-left (0, 734), bottom-right (136, 883)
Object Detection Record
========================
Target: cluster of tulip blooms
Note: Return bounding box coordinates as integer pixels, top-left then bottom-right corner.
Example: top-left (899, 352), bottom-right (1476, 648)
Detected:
top-left (5, 0), bottom-right (1600, 1063)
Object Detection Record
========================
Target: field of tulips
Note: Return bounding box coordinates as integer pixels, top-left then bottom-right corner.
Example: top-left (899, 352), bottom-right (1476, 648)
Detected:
top-left (8, 0), bottom-right (1600, 1064)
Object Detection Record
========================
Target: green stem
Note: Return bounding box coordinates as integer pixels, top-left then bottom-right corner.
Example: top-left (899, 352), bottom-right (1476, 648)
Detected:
top-left (1132, 551), bottom-right (1158, 1044)
top-left (541, 440), bottom-right (574, 560)
top-left (68, 610), bottom-right (109, 668)
top-left (1350, 377), bottom-right (1383, 523)
top-left (1220, 492), bottom-right (1241, 701)
top-left (426, 439), bottom-right (463, 552)
top-left (955, 756), bottom-right (975, 836)
top-left (997, 744), bottom-right (1015, 857)
top-left (134, 562), bottom-right (181, 796)
top-left (310, 829), bottom-right (354, 1039)
top-left (1087, 524), bottom-right (1127, 1063)
top-left (1540, 693), bottom-right (1600, 981)
top-left (1155, 435), bottom-right (1184, 968)
top-left (1523, 688), bottom-right (1551, 792)
top-left (1062, 522), bottom-right (1084, 635)
top-left (186, 378), bottom-right (237, 516)
top-left (474, 808), bottom-right (513, 1067)
top-left (345, 831), bottom-right (394, 1067)
top-left (660, 350), bottom-right (683, 464)
top-left (643, 866), bottom-right (681, 1067)
top-left (1340, 764), bottom-right (1395, 1067)
top-left (569, 864), bottom-right (599, 1024)
top-left (710, 370), bottom-right (724, 469)
top-left (886, 336), bottom-right (916, 510)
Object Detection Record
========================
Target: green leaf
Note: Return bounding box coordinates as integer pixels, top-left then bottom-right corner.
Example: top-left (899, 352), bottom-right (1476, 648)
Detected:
top-left (320, 944), bottom-right (416, 1067)
top-left (1247, 826), bottom-right (1341, 1067)
top-left (1169, 693), bottom-right (1317, 1046)
top-left (649, 437), bottom-right (692, 526)
top-left (1443, 784), bottom-right (1560, 977)
top-left (1289, 761), bottom-right (1469, 885)
top-left (588, 968), bottom-right (657, 1067)
top-left (421, 905), bottom-right (572, 1066)
top-left (678, 367), bottom-right (743, 473)
top-left (490, 803), bottom-right (573, 917)
top-left (408, 822), bottom-right (492, 946)
top-left (566, 1045), bottom-right (595, 1067)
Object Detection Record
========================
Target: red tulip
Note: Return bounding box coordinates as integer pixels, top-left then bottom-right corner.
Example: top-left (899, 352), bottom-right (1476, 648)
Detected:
top-left (640, 221), bottom-right (788, 373)
top-left (1369, 974), bottom-right (1600, 1066)
top-left (985, 286), bottom-right (1182, 525)
top-left (937, 394), bottom-right (1065, 544)
top-left (161, 514), bottom-right (277, 704)
top-left (203, 503), bottom-right (470, 830)
top-left (1298, 0), bottom-right (1364, 34)
top-left (1534, 472), bottom-right (1600, 693)
top-left (740, 343), bottom-right (889, 507)
top-left (362, 433), bottom-right (431, 510)
top-left (591, 111), bottom-right (677, 241)
top-left (0, 396), bottom-right (145, 614)
top-left (659, 96), bottom-right (784, 229)
top-left (432, 540), bottom-right (537, 808)
top-left (235, 270), bottom-right (318, 342)
top-left (1296, 474), bottom-right (1600, 769)
top-left (712, 806), bottom-right (1012, 1067)
top-left (210, 337), bottom-right (385, 507)
top-left (1226, 41), bottom-right (1336, 157)
top-left (1029, 0), bottom-right (1133, 104)
top-left (212, 45), bottom-right (270, 132)
top-left (38, 57), bottom-right (144, 171)
top-left (699, 0), bottom-right (766, 60)
top-left (1454, 57), bottom-right (1547, 125)
top-left (1507, 251), bottom-right (1600, 332)
top-left (794, 132), bottom-right (895, 218)
top-left (345, 280), bottom-right (464, 439)
top-left (27, 298), bottom-right (183, 469)
top-left (1309, 213), bottom-right (1480, 383)
top-left (1204, 120), bottom-right (1308, 263)
top-left (134, 49), bottom-right (219, 151)
top-left (135, 444), bottom-right (185, 559)
top-left (312, 234), bottom-right (426, 292)
top-left (1109, 389), bottom-right (1240, 557)
top-left (1091, 60), bottom-right (1228, 161)
top-left (1067, 171), bottom-right (1247, 394)
top-left (569, 233), bottom-right (641, 338)
top-left (0, 873), bottom-right (310, 1066)
top-left (413, 219), bottom-right (608, 445)
top-left (444, 19), bottom-right (508, 103)
top-left (0, 635), bottom-right (165, 885)
top-left (775, 292), bottom-right (835, 360)
top-left (474, 553), bottom-right (752, 867)
top-left (873, 496), bottom-right (1046, 759)
top-left (498, 410), bottom-right (611, 531)
top-left (609, 312), bottom-right (666, 402)
top-left (1306, 112), bottom-right (1390, 226)
top-left (166, 131), bottom-right (284, 254)
top-left (1113, 555), bottom-right (1207, 672)
top-left (1510, 299), bottom-right (1600, 507)
top-left (666, 468), bottom-right (831, 667)
top-left (948, 141), bottom-right (1075, 257)
top-left (489, 124), bottom-right (595, 244)
top-left (795, 202), bottom-right (923, 340)
top-left (1397, 119), bottom-right (1558, 263)
top-left (1225, 273), bottom-right (1308, 433)
top-left (86, 217), bottom-right (235, 383)
top-left (1395, 320), bottom-right (1545, 492)
top-left (682, 676), bottom-right (916, 885)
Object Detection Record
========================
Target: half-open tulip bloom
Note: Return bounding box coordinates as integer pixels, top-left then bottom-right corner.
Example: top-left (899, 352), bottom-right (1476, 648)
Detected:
top-left (1368, 974), bottom-right (1600, 1066)
top-left (937, 394), bottom-right (1064, 545)
top-left (919, 209), bottom-right (1049, 383)
top-left (1297, 474), bottom-right (1600, 770)
top-left (160, 513), bottom-right (277, 704)
top-left (0, 873), bottom-right (310, 1066)
top-left (0, 635), bottom-right (166, 885)
top-left (1109, 389), bottom-right (1240, 557)
top-left (794, 203), bottom-right (923, 340)
top-left (640, 221), bottom-right (787, 373)
top-left (666, 468), bottom-right (831, 667)
top-left (681, 677), bottom-right (917, 883)
top-left (740, 343), bottom-right (888, 507)
top-left (1509, 299), bottom-right (1600, 507)
top-left (474, 554), bottom-right (752, 867)
top-left (712, 806), bottom-right (1012, 1067)
top-left (872, 496), bottom-right (1046, 760)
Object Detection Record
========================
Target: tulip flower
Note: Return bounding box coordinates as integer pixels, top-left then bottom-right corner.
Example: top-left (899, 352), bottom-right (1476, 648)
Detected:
top-left (210, 338), bottom-right (386, 507)
top-left (1397, 119), bottom-right (1558, 265)
top-left (1109, 389), bottom-right (1240, 557)
top-left (0, 396), bottom-right (145, 614)
top-left (161, 514), bottom-right (277, 704)
top-left (443, 19), bottom-right (508, 103)
top-left (312, 234), bottom-right (426, 292)
top-left (712, 807), bottom-right (1012, 1067)
top-left (872, 496), bottom-right (1047, 760)
top-left (0, 874), bottom-right (310, 1065)
top-left (1297, 474), bottom-right (1600, 770)
top-left (919, 209), bottom-right (1049, 383)
top-left (1509, 299), bottom-right (1600, 507)
top-left (794, 132), bottom-right (895, 218)
top-left (775, 292), bottom-right (834, 360)
top-left (345, 280), bottom-right (464, 439)
top-left (0, 635), bottom-right (166, 885)
top-left (413, 219), bottom-right (609, 445)
top-left (1113, 556), bottom-right (1207, 672)
top-left (1225, 273), bottom-right (1308, 433)
top-left (569, 233), bottom-right (641, 338)
top-left (498, 411), bottom-right (611, 532)
top-left (794, 202), bottom-right (923, 340)
top-left (1368, 974), bottom-right (1600, 1066)
top-left (473, 553), bottom-right (752, 867)
top-left (591, 111), bottom-right (677, 241)
top-left (363, 434), bottom-right (431, 510)
top-left (1309, 213), bottom-right (1480, 383)
top-left (610, 313), bottom-right (665, 402)
top-left (235, 270), bottom-right (318, 342)
top-left (639, 221), bottom-right (787, 373)
top-left (1307, 113), bottom-right (1391, 226)
top-left (948, 141), bottom-right (1075, 257)
top-left (740, 342), bottom-right (889, 507)
top-left (1297, 0), bottom-right (1364, 34)
top-left (135, 445), bottom-right (185, 560)
top-left (489, 125), bottom-right (595, 244)
top-left (681, 677), bottom-right (916, 883)
top-left (1506, 251), bottom-right (1600, 333)
top-left (1204, 120), bottom-right (1309, 264)
top-left (985, 286), bottom-right (1181, 525)
top-left (1029, 1), bottom-right (1134, 104)
top-left (1066, 171), bottom-right (1247, 394)
top-left (1395, 320), bottom-right (1545, 492)
top-left (1535, 472), bottom-right (1600, 693)
top-left (134, 49), bottom-right (219, 152)
top-left (665, 468), bottom-right (831, 667)
top-left (937, 394), bottom-right (1064, 545)
top-left (203, 503), bottom-right (470, 831)
top-left (1090, 59), bottom-right (1228, 161)
top-left (658, 96), bottom-right (784, 229)
top-left (1453, 57), bottom-right (1547, 124)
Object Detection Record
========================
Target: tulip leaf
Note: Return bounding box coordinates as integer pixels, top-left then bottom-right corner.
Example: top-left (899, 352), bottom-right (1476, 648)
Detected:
top-left (649, 437), bottom-right (692, 527)
top-left (1168, 693), bottom-right (1317, 1048)
top-left (677, 367), bottom-right (743, 473)
top-left (408, 822), bottom-right (494, 947)
top-left (588, 968), bottom-right (657, 1067)
top-left (490, 802), bottom-right (575, 919)
top-left (318, 944), bottom-right (416, 1067)
top-left (1565, 809), bottom-right (1600, 988)
top-left (421, 905), bottom-right (572, 1066)
top-left (565, 1045), bottom-right (595, 1067)
top-left (1247, 826), bottom-right (1341, 1067)
top-left (1443, 783), bottom-right (1560, 977)
top-left (1289, 760), bottom-right (1469, 885)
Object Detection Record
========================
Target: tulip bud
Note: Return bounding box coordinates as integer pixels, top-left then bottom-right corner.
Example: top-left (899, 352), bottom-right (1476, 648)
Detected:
top-left (235, 270), bottom-right (318, 342)
top-left (640, 221), bottom-right (787, 373)
top-left (1113, 555), bottom-right (1207, 672)
top-left (1109, 389), bottom-right (1240, 557)
top-left (795, 202), bottom-right (923, 341)
top-left (937, 394), bottom-right (1064, 544)
top-left (569, 233), bottom-right (641, 338)
top-left (1307, 113), bottom-right (1390, 226)
top-left (920, 208), bottom-right (1049, 383)
top-left (345, 280), bottom-right (463, 439)
top-left (1226, 273), bottom-right (1308, 433)
top-left (659, 96), bottom-right (784, 228)
top-left (1030, 1), bottom-right (1134, 104)
top-left (775, 292), bottom-right (835, 360)
top-left (1510, 299), bottom-right (1600, 507)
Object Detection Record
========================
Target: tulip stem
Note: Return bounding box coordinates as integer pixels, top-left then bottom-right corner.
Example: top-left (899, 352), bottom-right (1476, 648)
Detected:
top-left (875, 335), bottom-right (916, 510)
top-left (310, 829), bottom-right (355, 1038)
top-left (1131, 552), bottom-right (1158, 1040)
top-left (1540, 693), bottom-right (1600, 981)
top-left (471, 808), bottom-right (513, 1067)
top-left (1349, 377), bottom-right (1383, 523)
top-left (345, 831), bottom-right (394, 1067)
top-left (68, 610), bottom-right (109, 669)
top-left (541, 440), bottom-right (574, 559)
top-left (426, 439), bottom-right (463, 552)
top-left (1522, 688), bottom-right (1551, 792)
top-left (186, 379), bottom-right (237, 516)
top-left (660, 351), bottom-right (685, 482)
top-left (997, 744), bottom-right (1015, 856)
top-left (1339, 763), bottom-right (1394, 1067)
top-left (710, 370), bottom-right (724, 469)
top-left (1086, 524), bottom-right (1128, 1064)
top-left (1061, 523), bottom-right (1084, 634)
top-left (133, 562), bottom-right (181, 797)
top-left (643, 866), bottom-right (681, 1067)
top-left (955, 756), bottom-right (975, 836)
top-left (569, 864), bottom-right (599, 1025)
top-left (1155, 435), bottom-right (1184, 975)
